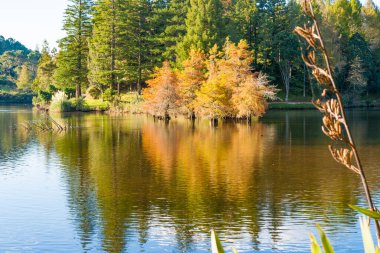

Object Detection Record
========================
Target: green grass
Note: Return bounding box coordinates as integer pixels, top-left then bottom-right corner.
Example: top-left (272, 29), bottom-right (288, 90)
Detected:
top-left (49, 98), bottom-right (110, 112)
top-left (109, 92), bottom-right (144, 113)
top-left (80, 99), bottom-right (110, 111)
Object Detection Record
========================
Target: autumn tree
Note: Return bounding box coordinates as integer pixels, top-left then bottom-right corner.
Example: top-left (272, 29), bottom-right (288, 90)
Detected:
top-left (194, 75), bottom-right (232, 123)
top-left (143, 61), bottom-right (179, 120)
top-left (232, 73), bottom-right (277, 120)
top-left (178, 49), bottom-right (206, 119)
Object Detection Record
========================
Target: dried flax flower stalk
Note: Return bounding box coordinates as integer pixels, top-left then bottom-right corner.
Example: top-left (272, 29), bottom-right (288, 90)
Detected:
top-left (294, 0), bottom-right (380, 245)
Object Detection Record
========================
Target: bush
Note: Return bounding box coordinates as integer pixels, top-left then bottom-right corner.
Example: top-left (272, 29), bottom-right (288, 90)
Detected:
top-left (84, 99), bottom-right (110, 111)
top-left (86, 85), bottom-right (102, 99)
top-left (63, 87), bottom-right (76, 98)
top-left (50, 91), bottom-right (74, 112)
top-left (102, 88), bottom-right (116, 102)
top-left (48, 85), bottom-right (58, 93)
top-left (38, 90), bottom-right (52, 103)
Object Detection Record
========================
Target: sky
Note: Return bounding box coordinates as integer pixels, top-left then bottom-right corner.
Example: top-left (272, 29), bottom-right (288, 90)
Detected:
top-left (0, 0), bottom-right (379, 51)
top-left (0, 0), bottom-right (68, 50)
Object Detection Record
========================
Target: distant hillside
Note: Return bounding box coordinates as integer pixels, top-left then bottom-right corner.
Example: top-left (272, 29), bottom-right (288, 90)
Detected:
top-left (0, 36), bottom-right (30, 55)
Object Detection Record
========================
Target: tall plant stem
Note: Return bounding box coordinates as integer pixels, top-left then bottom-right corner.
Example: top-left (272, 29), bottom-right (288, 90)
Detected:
top-left (308, 2), bottom-right (380, 244)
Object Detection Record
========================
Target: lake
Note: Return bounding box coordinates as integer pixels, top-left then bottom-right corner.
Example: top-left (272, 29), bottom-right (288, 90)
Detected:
top-left (0, 105), bottom-right (380, 253)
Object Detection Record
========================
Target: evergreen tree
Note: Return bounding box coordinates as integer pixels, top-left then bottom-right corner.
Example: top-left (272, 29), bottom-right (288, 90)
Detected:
top-left (176, 0), bottom-right (223, 62)
top-left (88, 0), bottom-right (130, 93)
top-left (32, 41), bottom-right (57, 91)
top-left (16, 64), bottom-right (32, 90)
top-left (153, 0), bottom-right (188, 63)
top-left (127, 0), bottom-right (154, 94)
top-left (55, 0), bottom-right (93, 98)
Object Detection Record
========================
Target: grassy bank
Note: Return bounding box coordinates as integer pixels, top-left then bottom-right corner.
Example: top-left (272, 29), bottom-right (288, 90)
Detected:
top-left (0, 91), bottom-right (35, 104)
top-left (49, 98), bottom-right (110, 112)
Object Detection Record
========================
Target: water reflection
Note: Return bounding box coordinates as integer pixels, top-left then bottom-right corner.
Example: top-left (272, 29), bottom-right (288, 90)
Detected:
top-left (1, 106), bottom-right (380, 252)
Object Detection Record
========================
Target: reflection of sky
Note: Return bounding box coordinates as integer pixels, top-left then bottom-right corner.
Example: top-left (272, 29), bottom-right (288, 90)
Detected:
top-left (0, 0), bottom-right (379, 50)
top-left (1, 107), bottom-right (380, 253)
top-left (0, 145), bottom-right (370, 253)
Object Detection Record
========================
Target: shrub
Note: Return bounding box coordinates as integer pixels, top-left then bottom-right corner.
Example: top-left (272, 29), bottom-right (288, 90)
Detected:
top-left (86, 85), bottom-right (102, 99)
top-left (38, 90), bottom-right (52, 103)
top-left (63, 87), bottom-right (76, 98)
top-left (102, 88), bottom-right (116, 102)
top-left (50, 91), bottom-right (73, 112)
top-left (48, 85), bottom-right (58, 93)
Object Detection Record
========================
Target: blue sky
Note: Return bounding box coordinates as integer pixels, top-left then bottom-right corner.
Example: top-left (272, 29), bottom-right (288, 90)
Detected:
top-left (0, 0), bottom-right (379, 50)
top-left (0, 0), bottom-right (68, 50)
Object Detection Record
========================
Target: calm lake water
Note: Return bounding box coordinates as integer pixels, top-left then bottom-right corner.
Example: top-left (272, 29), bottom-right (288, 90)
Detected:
top-left (1, 105), bottom-right (380, 253)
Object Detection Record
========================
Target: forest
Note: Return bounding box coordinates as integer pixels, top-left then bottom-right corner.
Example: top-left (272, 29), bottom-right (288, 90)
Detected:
top-left (0, 0), bottom-right (380, 118)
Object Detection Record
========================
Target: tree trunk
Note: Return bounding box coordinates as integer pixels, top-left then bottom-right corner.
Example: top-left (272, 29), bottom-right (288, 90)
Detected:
top-left (303, 62), bottom-right (307, 97)
top-left (279, 60), bottom-right (291, 102)
top-left (76, 83), bottom-right (81, 99)
top-left (110, 0), bottom-right (116, 91)
top-left (210, 118), bottom-right (218, 127)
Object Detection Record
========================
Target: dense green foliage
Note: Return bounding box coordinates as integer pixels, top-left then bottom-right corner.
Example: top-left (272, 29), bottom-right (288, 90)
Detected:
top-left (0, 37), bottom-right (40, 92)
top-left (1, 0), bottom-right (380, 108)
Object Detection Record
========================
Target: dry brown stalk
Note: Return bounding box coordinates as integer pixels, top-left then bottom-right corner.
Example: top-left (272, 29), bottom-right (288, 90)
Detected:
top-left (294, 0), bottom-right (380, 245)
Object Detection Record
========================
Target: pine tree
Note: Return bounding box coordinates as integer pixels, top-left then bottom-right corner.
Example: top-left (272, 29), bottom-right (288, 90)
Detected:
top-left (55, 0), bottom-right (93, 98)
top-left (33, 41), bottom-right (57, 92)
top-left (88, 0), bottom-right (130, 93)
top-left (176, 0), bottom-right (223, 62)
top-left (127, 0), bottom-right (154, 94)
top-left (153, 0), bottom-right (188, 63)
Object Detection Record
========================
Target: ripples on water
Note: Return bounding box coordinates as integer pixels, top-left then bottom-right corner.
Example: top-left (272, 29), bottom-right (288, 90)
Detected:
top-left (0, 106), bottom-right (380, 252)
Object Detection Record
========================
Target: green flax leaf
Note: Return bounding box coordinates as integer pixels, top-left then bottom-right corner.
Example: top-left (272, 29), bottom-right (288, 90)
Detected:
top-left (310, 233), bottom-right (323, 253)
top-left (211, 229), bottom-right (226, 253)
top-left (316, 224), bottom-right (335, 253)
top-left (350, 205), bottom-right (380, 220)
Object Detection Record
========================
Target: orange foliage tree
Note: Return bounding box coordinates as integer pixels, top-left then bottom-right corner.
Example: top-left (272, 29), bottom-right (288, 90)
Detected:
top-left (144, 40), bottom-right (278, 122)
top-left (232, 73), bottom-right (278, 119)
top-left (178, 49), bottom-right (207, 119)
top-left (142, 61), bottom-right (180, 119)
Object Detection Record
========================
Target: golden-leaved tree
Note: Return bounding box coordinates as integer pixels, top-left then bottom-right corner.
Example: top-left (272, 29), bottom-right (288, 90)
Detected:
top-left (195, 39), bottom-right (277, 122)
top-left (194, 45), bottom-right (233, 121)
top-left (142, 61), bottom-right (180, 119)
top-left (144, 40), bottom-right (278, 122)
top-left (232, 73), bottom-right (278, 119)
top-left (178, 49), bottom-right (207, 119)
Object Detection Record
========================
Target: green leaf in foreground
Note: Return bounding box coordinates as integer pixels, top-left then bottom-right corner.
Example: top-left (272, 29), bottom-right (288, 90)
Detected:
top-left (211, 229), bottom-right (226, 253)
top-left (359, 216), bottom-right (377, 253)
top-left (350, 205), bottom-right (380, 220)
top-left (310, 233), bottom-right (323, 253)
top-left (316, 224), bottom-right (335, 253)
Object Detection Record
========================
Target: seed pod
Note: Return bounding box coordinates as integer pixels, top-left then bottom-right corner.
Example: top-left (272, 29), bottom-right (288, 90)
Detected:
top-left (313, 68), bottom-right (331, 85)
top-left (294, 25), bottom-right (318, 48)
top-left (312, 99), bottom-right (325, 112)
top-left (328, 145), bottom-right (359, 174)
